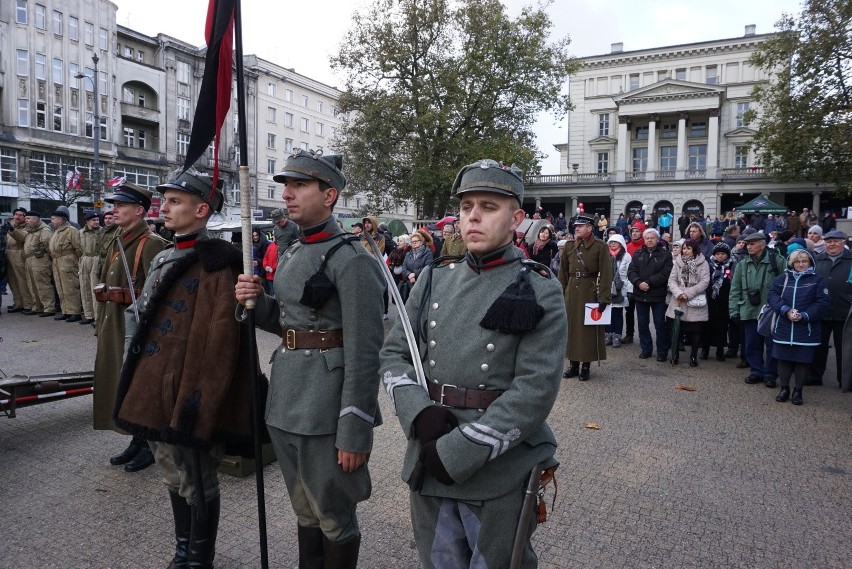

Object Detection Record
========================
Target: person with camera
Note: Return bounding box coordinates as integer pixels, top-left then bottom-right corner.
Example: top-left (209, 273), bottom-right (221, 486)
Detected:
top-left (729, 232), bottom-right (786, 387)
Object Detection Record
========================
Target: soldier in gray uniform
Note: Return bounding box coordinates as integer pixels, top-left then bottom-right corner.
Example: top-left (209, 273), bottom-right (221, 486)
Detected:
top-left (236, 149), bottom-right (385, 568)
top-left (271, 207), bottom-right (300, 258)
top-left (379, 160), bottom-right (567, 568)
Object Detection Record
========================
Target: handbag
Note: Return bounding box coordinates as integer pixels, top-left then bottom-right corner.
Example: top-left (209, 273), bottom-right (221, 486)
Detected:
top-left (757, 274), bottom-right (789, 337)
top-left (686, 294), bottom-right (707, 308)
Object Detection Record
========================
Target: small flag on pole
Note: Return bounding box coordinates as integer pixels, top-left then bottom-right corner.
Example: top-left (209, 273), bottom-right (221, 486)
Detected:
top-left (105, 176), bottom-right (127, 187)
top-left (182, 0), bottom-right (236, 201)
top-left (66, 168), bottom-right (84, 190)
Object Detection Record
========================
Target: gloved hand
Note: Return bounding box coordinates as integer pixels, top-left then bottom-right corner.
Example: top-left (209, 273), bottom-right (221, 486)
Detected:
top-left (419, 440), bottom-right (454, 486)
top-left (413, 406), bottom-right (459, 444)
top-left (598, 302), bottom-right (608, 313)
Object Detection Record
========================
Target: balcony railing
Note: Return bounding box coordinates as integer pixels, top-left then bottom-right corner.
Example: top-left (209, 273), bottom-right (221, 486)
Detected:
top-left (625, 171), bottom-right (645, 181)
top-left (656, 170), bottom-right (676, 179)
top-left (527, 173), bottom-right (611, 185)
top-left (685, 170), bottom-right (706, 179)
top-left (719, 167), bottom-right (767, 179)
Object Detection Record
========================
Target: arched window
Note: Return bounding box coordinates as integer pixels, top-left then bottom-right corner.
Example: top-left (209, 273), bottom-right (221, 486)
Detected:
top-left (682, 199), bottom-right (704, 217)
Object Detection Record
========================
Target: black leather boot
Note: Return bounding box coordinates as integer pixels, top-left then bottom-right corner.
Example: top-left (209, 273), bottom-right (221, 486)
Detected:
top-left (716, 348), bottom-right (726, 362)
top-left (699, 347), bottom-right (709, 360)
top-left (563, 362), bottom-right (579, 379)
top-left (125, 444), bottom-right (155, 472)
top-left (167, 492), bottom-right (191, 569)
top-left (188, 496), bottom-right (220, 569)
top-left (578, 363), bottom-right (590, 382)
top-left (322, 534), bottom-right (360, 569)
top-left (298, 525), bottom-right (324, 569)
top-left (791, 388), bottom-right (803, 406)
top-left (110, 439), bottom-right (142, 466)
top-left (775, 387), bottom-right (790, 402)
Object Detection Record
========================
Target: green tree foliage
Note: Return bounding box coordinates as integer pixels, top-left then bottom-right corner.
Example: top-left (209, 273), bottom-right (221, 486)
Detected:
top-left (747, 0), bottom-right (852, 195)
top-left (331, 0), bottom-right (575, 217)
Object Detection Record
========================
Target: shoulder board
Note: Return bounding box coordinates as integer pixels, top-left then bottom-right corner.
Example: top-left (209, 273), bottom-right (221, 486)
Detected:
top-left (520, 259), bottom-right (553, 279)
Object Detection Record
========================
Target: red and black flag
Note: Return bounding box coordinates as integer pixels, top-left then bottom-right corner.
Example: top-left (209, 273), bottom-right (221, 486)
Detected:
top-left (183, 0), bottom-right (235, 194)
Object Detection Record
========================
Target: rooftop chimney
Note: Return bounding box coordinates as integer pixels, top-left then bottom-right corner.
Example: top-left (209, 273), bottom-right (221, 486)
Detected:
top-left (744, 24), bottom-right (756, 36)
top-left (611, 42), bottom-right (623, 53)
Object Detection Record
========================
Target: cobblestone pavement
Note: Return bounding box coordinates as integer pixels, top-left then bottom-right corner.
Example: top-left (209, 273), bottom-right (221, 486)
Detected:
top-left (1, 305), bottom-right (850, 568)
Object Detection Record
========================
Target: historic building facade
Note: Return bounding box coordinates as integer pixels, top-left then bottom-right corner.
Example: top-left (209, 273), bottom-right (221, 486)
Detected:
top-left (1, 0), bottom-right (413, 225)
top-left (525, 26), bottom-right (836, 222)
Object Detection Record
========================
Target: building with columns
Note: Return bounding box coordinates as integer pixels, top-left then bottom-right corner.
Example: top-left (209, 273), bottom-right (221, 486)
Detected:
top-left (525, 25), bottom-right (839, 224)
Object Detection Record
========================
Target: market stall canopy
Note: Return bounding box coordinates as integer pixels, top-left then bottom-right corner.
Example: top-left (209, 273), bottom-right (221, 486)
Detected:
top-left (735, 195), bottom-right (788, 214)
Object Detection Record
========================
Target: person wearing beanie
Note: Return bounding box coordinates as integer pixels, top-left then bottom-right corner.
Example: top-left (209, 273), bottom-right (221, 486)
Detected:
top-left (806, 225), bottom-right (826, 254)
top-left (7, 211), bottom-right (54, 315)
top-left (701, 242), bottom-right (736, 361)
top-left (2, 207), bottom-right (34, 313)
top-left (605, 233), bottom-right (632, 348)
top-left (377, 159), bottom-right (566, 566)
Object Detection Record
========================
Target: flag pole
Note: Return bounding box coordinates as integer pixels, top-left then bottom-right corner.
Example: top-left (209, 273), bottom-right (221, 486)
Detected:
top-left (233, 1), bottom-right (269, 567)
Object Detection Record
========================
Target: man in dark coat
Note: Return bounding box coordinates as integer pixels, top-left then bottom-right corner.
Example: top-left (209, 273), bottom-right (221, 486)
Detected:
top-left (93, 183), bottom-right (166, 472)
top-left (236, 149), bottom-right (384, 567)
top-left (115, 170), bottom-right (256, 569)
top-left (627, 228), bottom-right (674, 361)
top-left (559, 213), bottom-right (612, 381)
top-left (808, 230), bottom-right (852, 387)
top-left (271, 207), bottom-right (301, 258)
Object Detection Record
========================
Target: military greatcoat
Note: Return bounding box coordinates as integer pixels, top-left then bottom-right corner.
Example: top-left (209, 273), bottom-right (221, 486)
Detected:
top-left (10, 222), bottom-right (53, 313)
top-left (92, 220), bottom-right (165, 431)
top-left (78, 224), bottom-right (101, 321)
top-left (558, 235), bottom-right (612, 362)
top-left (5, 221), bottom-right (32, 310)
top-left (48, 222), bottom-right (83, 316)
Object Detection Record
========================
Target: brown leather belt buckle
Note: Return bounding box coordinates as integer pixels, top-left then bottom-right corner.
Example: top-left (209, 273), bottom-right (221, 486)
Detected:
top-left (285, 329), bottom-right (297, 351)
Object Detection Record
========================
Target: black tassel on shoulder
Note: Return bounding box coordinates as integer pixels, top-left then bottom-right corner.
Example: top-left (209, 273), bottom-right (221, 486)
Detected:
top-left (480, 268), bottom-right (545, 334)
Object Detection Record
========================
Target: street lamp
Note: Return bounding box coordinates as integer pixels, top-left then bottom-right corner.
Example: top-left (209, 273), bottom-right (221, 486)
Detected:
top-left (75, 53), bottom-right (101, 213)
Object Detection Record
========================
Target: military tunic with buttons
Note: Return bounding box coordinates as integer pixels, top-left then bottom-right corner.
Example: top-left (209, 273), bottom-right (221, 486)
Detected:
top-left (10, 221), bottom-right (54, 313)
top-left (241, 215), bottom-right (385, 541)
top-left (92, 220), bottom-right (165, 431)
top-left (48, 222), bottom-right (83, 316)
top-left (379, 243), bottom-right (567, 566)
top-left (558, 235), bottom-right (612, 362)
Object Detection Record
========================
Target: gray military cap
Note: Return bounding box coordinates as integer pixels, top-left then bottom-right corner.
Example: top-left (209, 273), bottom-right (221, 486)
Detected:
top-left (451, 159), bottom-right (524, 204)
top-left (157, 170), bottom-right (224, 212)
top-left (273, 148), bottom-right (346, 191)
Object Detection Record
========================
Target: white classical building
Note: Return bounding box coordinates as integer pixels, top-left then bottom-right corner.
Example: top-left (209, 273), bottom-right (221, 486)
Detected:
top-left (525, 25), bottom-right (838, 223)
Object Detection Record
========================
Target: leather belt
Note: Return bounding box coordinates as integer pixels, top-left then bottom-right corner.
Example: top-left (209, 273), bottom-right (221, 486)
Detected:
top-left (571, 271), bottom-right (597, 278)
top-left (428, 381), bottom-right (504, 410)
top-left (282, 329), bottom-right (343, 351)
top-left (94, 285), bottom-right (139, 304)
top-left (83, 253), bottom-right (99, 257)
top-left (52, 250), bottom-right (76, 258)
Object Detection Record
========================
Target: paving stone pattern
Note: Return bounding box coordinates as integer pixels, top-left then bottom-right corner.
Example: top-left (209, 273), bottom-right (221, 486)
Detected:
top-left (1, 306), bottom-right (850, 568)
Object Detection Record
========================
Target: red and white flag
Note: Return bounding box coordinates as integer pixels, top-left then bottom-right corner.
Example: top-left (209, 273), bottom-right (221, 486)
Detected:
top-left (105, 176), bottom-right (127, 187)
top-left (65, 168), bottom-right (84, 190)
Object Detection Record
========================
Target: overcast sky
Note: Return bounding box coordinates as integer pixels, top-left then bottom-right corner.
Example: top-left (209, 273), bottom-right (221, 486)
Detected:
top-left (111, 0), bottom-right (805, 173)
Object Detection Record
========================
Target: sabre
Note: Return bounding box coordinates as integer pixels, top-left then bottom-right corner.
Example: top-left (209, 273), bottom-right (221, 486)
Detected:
top-left (362, 230), bottom-right (431, 490)
top-left (510, 462), bottom-right (545, 569)
top-left (114, 234), bottom-right (140, 323)
top-left (362, 231), bottom-right (428, 393)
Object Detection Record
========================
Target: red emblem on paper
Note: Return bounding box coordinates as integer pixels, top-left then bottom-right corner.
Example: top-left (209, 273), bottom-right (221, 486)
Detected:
top-left (590, 307), bottom-right (602, 321)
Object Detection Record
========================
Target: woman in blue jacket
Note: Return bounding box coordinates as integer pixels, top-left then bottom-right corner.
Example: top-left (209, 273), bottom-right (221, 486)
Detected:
top-left (767, 249), bottom-right (831, 405)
